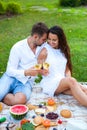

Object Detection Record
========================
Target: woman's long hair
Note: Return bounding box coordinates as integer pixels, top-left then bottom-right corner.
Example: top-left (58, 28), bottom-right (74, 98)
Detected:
top-left (48, 26), bottom-right (72, 74)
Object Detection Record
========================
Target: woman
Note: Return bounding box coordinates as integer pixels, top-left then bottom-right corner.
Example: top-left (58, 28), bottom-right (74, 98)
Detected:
top-left (38, 25), bottom-right (87, 107)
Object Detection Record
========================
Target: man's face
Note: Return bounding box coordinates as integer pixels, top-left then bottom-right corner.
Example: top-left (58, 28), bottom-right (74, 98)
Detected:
top-left (35, 33), bottom-right (47, 46)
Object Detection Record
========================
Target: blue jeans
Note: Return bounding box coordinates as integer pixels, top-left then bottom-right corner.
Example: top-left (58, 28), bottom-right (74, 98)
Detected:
top-left (0, 73), bottom-right (32, 101)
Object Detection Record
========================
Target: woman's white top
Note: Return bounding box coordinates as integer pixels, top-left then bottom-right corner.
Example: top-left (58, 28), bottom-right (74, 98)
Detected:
top-left (40, 43), bottom-right (67, 96)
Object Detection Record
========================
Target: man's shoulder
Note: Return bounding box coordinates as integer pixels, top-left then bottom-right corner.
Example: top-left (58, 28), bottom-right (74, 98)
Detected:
top-left (15, 38), bottom-right (27, 46)
top-left (12, 38), bottom-right (27, 49)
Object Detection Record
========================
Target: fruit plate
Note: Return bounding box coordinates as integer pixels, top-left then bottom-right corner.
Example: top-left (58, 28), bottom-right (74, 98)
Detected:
top-left (46, 112), bottom-right (59, 121)
top-left (10, 104), bottom-right (28, 120)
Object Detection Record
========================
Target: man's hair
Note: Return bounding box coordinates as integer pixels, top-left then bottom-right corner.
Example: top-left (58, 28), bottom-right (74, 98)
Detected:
top-left (31, 22), bottom-right (48, 37)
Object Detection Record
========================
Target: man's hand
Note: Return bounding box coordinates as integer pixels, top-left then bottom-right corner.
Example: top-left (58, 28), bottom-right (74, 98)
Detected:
top-left (24, 67), bottom-right (49, 76)
top-left (24, 67), bottom-right (39, 76)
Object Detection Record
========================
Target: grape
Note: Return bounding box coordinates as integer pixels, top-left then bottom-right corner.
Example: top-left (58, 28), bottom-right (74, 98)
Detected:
top-left (38, 104), bottom-right (43, 108)
top-left (32, 115), bottom-right (35, 118)
top-left (46, 112), bottom-right (58, 120)
top-left (40, 113), bottom-right (44, 117)
top-left (58, 119), bottom-right (62, 124)
top-left (53, 128), bottom-right (57, 130)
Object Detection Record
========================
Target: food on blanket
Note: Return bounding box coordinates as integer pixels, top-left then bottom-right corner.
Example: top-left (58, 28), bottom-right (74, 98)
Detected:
top-left (0, 117), bottom-right (6, 123)
top-left (47, 103), bottom-right (57, 112)
top-left (57, 119), bottom-right (62, 124)
top-left (21, 122), bottom-right (35, 130)
top-left (40, 113), bottom-right (44, 117)
top-left (43, 119), bottom-right (57, 127)
top-left (46, 112), bottom-right (58, 120)
top-left (0, 102), bottom-right (3, 112)
top-left (27, 104), bottom-right (37, 110)
top-left (33, 116), bottom-right (44, 125)
top-left (32, 115), bottom-right (36, 119)
top-left (38, 104), bottom-right (43, 108)
top-left (43, 62), bottom-right (49, 70)
top-left (10, 105), bottom-right (28, 120)
top-left (60, 109), bottom-right (72, 118)
top-left (50, 122), bottom-right (58, 126)
top-left (47, 98), bottom-right (55, 106)
top-left (46, 106), bottom-right (54, 112)
top-left (35, 108), bottom-right (46, 114)
top-left (42, 119), bottom-right (51, 127)
top-left (39, 102), bottom-right (46, 106)
top-left (34, 64), bottom-right (42, 70)
top-left (35, 124), bottom-right (49, 130)
top-left (53, 128), bottom-right (57, 130)
top-left (20, 119), bottom-right (30, 125)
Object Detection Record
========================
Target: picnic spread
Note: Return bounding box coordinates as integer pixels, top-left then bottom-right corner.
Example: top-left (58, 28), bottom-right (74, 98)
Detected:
top-left (0, 82), bottom-right (87, 130)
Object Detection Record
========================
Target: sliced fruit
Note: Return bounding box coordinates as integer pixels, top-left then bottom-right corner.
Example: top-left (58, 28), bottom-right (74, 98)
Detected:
top-left (20, 119), bottom-right (30, 125)
top-left (47, 98), bottom-right (55, 106)
top-left (42, 119), bottom-right (51, 127)
top-left (10, 105), bottom-right (28, 120)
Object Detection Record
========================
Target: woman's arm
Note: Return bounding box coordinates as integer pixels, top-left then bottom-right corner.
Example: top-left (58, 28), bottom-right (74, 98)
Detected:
top-left (65, 65), bottom-right (71, 77)
top-left (37, 47), bottom-right (47, 64)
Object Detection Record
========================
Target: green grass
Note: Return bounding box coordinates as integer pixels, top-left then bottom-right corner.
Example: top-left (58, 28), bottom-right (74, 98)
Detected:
top-left (0, 0), bottom-right (87, 81)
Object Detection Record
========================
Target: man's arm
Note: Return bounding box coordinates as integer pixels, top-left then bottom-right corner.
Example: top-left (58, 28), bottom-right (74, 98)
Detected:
top-left (6, 46), bottom-right (29, 84)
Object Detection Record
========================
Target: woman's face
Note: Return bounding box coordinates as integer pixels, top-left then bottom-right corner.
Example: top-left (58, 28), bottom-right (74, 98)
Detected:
top-left (47, 32), bottom-right (59, 49)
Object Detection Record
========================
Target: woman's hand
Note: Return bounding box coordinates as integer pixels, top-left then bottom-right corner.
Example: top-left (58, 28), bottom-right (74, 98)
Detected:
top-left (38, 69), bottom-right (49, 76)
top-left (65, 65), bottom-right (71, 77)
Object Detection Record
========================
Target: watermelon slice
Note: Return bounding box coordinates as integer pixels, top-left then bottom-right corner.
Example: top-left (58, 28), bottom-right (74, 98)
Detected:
top-left (10, 105), bottom-right (28, 120)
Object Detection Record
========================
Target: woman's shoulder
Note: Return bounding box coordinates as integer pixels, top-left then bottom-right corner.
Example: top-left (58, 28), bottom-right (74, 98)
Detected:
top-left (43, 42), bottom-right (52, 50)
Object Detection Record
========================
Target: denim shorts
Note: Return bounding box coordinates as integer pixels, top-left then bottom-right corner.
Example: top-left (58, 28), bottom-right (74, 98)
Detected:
top-left (0, 73), bottom-right (32, 101)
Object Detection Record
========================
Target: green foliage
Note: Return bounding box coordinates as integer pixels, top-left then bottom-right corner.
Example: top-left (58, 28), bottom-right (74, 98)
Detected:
top-left (6, 2), bottom-right (22, 15)
top-left (34, 74), bottom-right (43, 83)
top-left (59, 0), bottom-right (81, 7)
top-left (59, 0), bottom-right (87, 7)
top-left (22, 122), bottom-right (34, 130)
top-left (80, 0), bottom-right (87, 5)
top-left (0, 1), bottom-right (5, 14)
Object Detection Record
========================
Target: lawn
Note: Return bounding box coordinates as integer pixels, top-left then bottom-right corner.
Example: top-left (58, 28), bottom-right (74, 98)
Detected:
top-left (0, 0), bottom-right (87, 81)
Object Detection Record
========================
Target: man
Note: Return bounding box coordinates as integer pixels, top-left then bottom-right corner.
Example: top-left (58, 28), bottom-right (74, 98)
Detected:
top-left (0, 22), bottom-right (48, 105)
